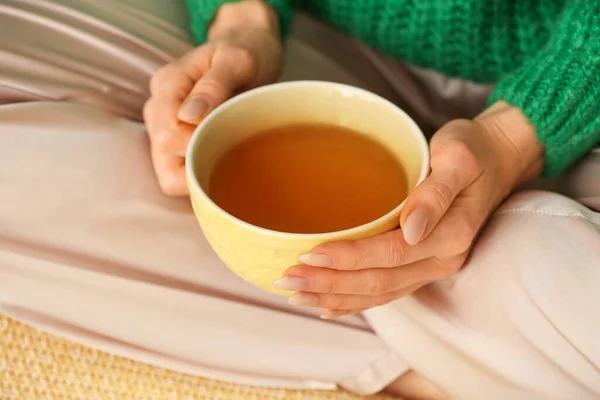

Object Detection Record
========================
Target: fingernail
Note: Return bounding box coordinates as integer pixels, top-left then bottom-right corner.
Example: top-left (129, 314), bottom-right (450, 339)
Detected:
top-left (299, 253), bottom-right (332, 267)
top-left (273, 276), bottom-right (310, 291)
top-left (288, 293), bottom-right (319, 307)
top-left (177, 97), bottom-right (208, 123)
top-left (320, 311), bottom-right (334, 319)
top-left (403, 209), bottom-right (428, 245)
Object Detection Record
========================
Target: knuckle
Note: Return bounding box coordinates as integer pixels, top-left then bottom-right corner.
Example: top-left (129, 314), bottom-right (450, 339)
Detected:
top-left (320, 295), bottom-right (345, 311)
top-left (447, 137), bottom-right (475, 159)
top-left (149, 65), bottom-right (173, 94)
top-left (154, 129), bottom-right (176, 153)
top-left (332, 241), bottom-right (364, 271)
top-left (320, 276), bottom-right (337, 294)
top-left (222, 45), bottom-right (257, 71)
top-left (384, 234), bottom-right (406, 265)
top-left (453, 141), bottom-right (481, 173)
top-left (445, 138), bottom-right (481, 173)
top-left (197, 75), bottom-right (231, 99)
top-left (206, 44), bottom-right (259, 90)
top-left (166, 118), bottom-right (180, 132)
top-left (154, 140), bottom-right (169, 154)
top-left (223, 45), bottom-right (254, 63)
top-left (427, 180), bottom-right (455, 211)
top-left (349, 242), bottom-right (369, 270)
top-left (369, 272), bottom-right (397, 295)
top-left (155, 122), bottom-right (186, 154)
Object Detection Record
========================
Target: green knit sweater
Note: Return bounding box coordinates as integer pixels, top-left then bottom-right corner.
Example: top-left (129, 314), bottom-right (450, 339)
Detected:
top-left (185, 0), bottom-right (600, 176)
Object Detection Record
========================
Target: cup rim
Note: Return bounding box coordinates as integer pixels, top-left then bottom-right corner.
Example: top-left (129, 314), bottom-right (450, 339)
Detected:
top-left (186, 80), bottom-right (430, 239)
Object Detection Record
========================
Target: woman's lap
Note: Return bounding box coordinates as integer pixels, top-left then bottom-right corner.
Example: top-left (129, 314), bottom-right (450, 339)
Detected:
top-left (1, 2), bottom-right (599, 398)
top-left (0, 2), bottom-right (406, 395)
top-left (0, 101), bottom-right (407, 395)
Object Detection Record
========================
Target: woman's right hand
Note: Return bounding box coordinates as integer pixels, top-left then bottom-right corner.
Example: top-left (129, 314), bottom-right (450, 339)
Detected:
top-left (144, 0), bottom-right (283, 196)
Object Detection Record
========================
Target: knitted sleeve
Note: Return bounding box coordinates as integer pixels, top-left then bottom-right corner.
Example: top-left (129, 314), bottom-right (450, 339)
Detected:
top-left (185, 0), bottom-right (295, 44)
top-left (487, 0), bottom-right (600, 177)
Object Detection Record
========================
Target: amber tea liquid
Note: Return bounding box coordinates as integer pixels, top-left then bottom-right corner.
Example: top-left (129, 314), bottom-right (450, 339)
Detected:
top-left (209, 123), bottom-right (408, 234)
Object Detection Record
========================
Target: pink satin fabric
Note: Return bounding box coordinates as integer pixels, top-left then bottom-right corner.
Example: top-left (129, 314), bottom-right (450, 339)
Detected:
top-left (1, 1), bottom-right (599, 398)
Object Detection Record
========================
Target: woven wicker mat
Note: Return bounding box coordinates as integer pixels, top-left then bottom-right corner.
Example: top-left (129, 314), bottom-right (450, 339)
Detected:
top-left (0, 314), bottom-right (396, 399)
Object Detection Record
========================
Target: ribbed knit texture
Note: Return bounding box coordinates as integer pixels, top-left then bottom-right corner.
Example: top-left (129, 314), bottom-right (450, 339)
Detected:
top-left (487, 2), bottom-right (600, 176)
top-left (185, 0), bottom-right (298, 43)
top-left (185, 0), bottom-right (600, 176)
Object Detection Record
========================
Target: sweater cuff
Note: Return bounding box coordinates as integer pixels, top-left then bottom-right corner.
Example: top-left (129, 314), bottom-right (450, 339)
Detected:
top-left (487, 2), bottom-right (600, 177)
top-left (185, 0), bottom-right (294, 45)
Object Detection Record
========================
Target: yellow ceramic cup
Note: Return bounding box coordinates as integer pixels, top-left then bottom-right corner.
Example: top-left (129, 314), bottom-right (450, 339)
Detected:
top-left (186, 81), bottom-right (430, 296)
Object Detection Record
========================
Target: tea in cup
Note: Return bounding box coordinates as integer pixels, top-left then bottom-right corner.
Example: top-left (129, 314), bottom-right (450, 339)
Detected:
top-left (186, 81), bottom-right (429, 295)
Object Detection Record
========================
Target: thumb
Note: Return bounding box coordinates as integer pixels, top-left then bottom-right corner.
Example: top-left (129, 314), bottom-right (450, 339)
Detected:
top-left (177, 65), bottom-right (237, 124)
top-left (401, 141), bottom-right (481, 245)
top-left (177, 44), bottom-right (258, 124)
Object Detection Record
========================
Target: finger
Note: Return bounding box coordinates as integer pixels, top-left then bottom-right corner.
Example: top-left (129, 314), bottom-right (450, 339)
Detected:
top-left (177, 49), bottom-right (255, 124)
top-left (149, 62), bottom-right (197, 98)
top-left (154, 122), bottom-right (196, 157)
top-left (298, 228), bottom-right (429, 271)
top-left (276, 259), bottom-right (445, 295)
top-left (401, 139), bottom-right (482, 245)
top-left (150, 148), bottom-right (188, 196)
top-left (144, 95), bottom-right (189, 195)
top-left (288, 283), bottom-right (425, 310)
top-left (145, 81), bottom-right (196, 157)
top-left (423, 196), bottom-right (484, 257)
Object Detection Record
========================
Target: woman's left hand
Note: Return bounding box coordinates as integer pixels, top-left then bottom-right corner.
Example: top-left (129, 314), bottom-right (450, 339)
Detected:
top-left (275, 102), bottom-right (544, 318)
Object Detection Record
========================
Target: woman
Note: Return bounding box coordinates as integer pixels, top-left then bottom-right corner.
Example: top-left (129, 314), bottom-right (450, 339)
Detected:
top-left (1, 0), bottom-right (599, 399)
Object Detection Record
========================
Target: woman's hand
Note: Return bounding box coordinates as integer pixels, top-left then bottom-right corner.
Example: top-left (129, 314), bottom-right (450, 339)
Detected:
top-left (275, 102), bottom-right (544, 318)
top-left (144, 0), bottom-right (282, 196)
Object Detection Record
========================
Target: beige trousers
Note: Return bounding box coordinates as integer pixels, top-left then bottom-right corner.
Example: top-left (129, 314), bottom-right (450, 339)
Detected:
top-left (1, 1), bottom-right (599, 398)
